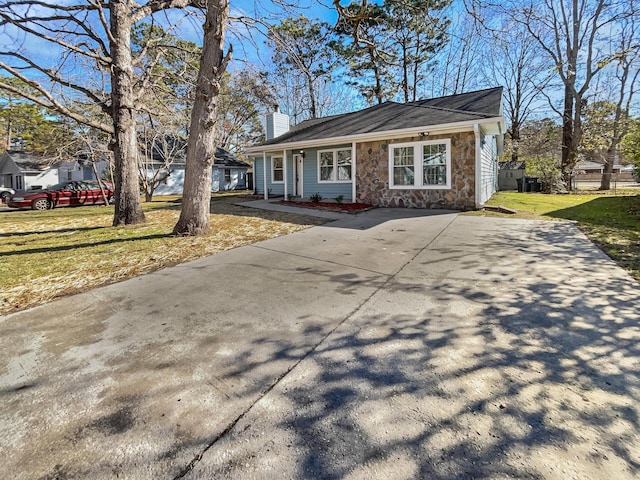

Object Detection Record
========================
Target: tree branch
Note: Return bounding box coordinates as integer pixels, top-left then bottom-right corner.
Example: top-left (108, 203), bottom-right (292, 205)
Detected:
top-left (131, 0), bottom-right (198, 24)
top-left (0, 58), bottom-right (112, 134)
top-left (0, 52), bottom-right (110, 114)
top-left (0, 10), bottom-right (111, 66)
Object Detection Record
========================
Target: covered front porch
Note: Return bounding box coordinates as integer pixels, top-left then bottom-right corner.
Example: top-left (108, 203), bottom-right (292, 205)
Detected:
top-left (250, 143), bottom-right (357, 203)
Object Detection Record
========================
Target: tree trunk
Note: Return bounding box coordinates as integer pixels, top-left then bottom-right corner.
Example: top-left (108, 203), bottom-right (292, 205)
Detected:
top-left (510, 122), bottom-right (520, 162)
top-left (561, 84), bottom-right (575, 187)
top-left (411, 37), bottom-right (421, 102)
top-left (600, 138), bottom-right (620, 190)
top-left (173, 0), bottom-right (230, 236)
top-left (560, 0), bottom-right (583, 190)
top-left (600, 70), bottom-right (630, 190)
top-left (110, 1), bottom-right (145, 226)
top-left (361, 45), bottom-right (385, 105)
top-left (92, 161), bottom-right (110, 205)
top-left (6, 115), bottom-right (11, 149)
top-left (600, 152), bottom-right (614, 190)
top-left (402, 41), bottom-right (409, 103)
top-left (306, 71), bottom-right (317, 119)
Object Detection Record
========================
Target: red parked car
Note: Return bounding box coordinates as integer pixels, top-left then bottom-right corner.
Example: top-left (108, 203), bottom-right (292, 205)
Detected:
top-left (7, 181), bottom-right (114, 210)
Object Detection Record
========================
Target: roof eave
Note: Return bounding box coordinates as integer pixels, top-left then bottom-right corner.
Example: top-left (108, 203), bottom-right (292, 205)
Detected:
top-left (247, 116), bottom-right (506, 154)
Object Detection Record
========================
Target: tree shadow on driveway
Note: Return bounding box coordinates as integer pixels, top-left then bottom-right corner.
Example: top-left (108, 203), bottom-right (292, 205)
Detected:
top-left (190, 218), bottom-right (640, 479)
top-left (2, 214), bottom-right (639, 480)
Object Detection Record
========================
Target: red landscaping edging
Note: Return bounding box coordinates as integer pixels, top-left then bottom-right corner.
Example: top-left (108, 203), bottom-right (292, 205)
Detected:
top-left (279, 200), bottom-right (374, 213)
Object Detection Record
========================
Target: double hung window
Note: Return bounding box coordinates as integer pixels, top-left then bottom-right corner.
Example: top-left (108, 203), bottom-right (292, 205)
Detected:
top-left (389, 139), bottom-right (451, 189)
top-left (318, 149), bottom-right (352, 182)
top-left (271, 156), bottom-right (283, 183)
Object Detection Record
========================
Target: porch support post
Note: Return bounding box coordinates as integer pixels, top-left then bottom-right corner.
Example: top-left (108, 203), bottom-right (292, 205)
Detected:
top-left (283, 149), bottom-right (288, 199)
top-left (351, 141), bottom-right (357, 203)
top-left (263, 152), bottom-right (268, 200)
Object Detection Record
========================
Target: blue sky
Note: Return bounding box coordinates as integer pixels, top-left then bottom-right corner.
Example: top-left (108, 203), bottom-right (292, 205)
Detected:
top-left (126, 1), bottom-right (342, 72)
top-left (227, 0), bottom-right (339, 68)
top-left (0, 1), bottom-right (339, 69)
top-left (0, 0), bottom-right (578, 120)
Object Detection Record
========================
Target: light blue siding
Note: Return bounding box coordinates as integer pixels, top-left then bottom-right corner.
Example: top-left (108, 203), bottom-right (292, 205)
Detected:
top-left (301, 145), bottom-right (352, 201)
top-left (255, 147), bottom-right (354, 201)
top-left (150, 166), bottom-right (247, 195)
top-left (211, 168), bottom-right (222, 192)
top-left (211, 167), bottom-right (246, 192)
top-left (254, 158), bottom-right (265, 194)
top-left (259, 155), bottom-right (285, 196)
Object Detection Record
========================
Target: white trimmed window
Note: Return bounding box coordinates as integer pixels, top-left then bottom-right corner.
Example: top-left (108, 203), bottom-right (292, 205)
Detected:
top-left (318, 148), bottom-right (352, 182)
top-left (271, 156), bottom-right (283, 183)
top-left (389, 139), bottom-right (451, 189)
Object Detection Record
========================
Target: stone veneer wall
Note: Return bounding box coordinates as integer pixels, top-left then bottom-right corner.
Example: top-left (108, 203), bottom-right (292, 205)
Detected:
top-left (355, 131), bottom-right (477, 209)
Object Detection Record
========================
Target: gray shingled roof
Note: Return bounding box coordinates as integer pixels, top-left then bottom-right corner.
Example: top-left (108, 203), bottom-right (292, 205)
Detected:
top-left (259, 87), bottom-right (503, 147)
top-left (142, 146), bottom-right (249, 168)
top-left (213, 147), bottom-right (250, 168)
top-left (0, 150), bottom-right (53, 172)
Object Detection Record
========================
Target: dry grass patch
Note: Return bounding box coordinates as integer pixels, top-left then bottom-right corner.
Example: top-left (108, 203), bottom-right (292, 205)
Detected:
top-left (0, 195), bottom-right (326, 315)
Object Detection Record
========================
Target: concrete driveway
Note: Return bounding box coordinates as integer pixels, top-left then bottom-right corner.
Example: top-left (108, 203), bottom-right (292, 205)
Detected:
top-left (1, 209), bottom-right (639, 479)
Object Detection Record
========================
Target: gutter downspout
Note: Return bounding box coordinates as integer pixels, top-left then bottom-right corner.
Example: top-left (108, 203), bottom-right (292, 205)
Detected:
top-left (474, 123), bottom-right (482, 209)
top-left (263, 152), bottom-right (268, 200)
top-left (352, 141), bottom-right (357, 203)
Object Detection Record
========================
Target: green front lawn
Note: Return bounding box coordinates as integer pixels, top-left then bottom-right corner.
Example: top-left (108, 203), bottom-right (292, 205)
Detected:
top-left (479, 191), bottom-right (640, 282)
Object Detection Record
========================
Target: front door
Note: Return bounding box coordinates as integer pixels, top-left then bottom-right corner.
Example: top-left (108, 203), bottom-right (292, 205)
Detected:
top-left (293, 154), bottom-right (303, 197)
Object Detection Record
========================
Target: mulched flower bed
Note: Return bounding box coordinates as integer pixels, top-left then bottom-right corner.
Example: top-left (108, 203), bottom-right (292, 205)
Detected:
top-left (279, 200), bottom-right (373, 213)
top-left (279, 200), bottom-right (374, 213)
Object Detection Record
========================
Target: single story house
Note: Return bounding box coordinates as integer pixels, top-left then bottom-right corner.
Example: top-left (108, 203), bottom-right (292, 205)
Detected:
top-left (151, 147), bottom-right (251, 195)
top-left (211, 148), bottom-right (251, 192)
top-left (0, 150), bottom-right (109, 191)
top-left (248, 87), bottom-right (505, 209)
top-left (574, 160), bottom-right (611, 175)
top-left (498, 160), bottom-right (526, 190)
top-left (574, 160), bottom-right (633, 182)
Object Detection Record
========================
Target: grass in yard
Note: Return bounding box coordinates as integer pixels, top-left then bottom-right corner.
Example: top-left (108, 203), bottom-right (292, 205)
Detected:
top-left (0, 194), bottom-right (327, 315)
top-left (472, 190), bottom-right (640, 282)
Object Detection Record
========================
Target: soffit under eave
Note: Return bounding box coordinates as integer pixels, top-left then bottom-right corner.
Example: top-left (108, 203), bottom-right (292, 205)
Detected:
top-left (248, 117), bottom-right (505, 155)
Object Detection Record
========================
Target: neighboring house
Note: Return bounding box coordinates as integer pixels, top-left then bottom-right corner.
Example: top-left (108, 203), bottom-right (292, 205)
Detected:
top-left (151, 147), bottom-right (251, 195)
top-left (574, 160), bottom-right (612, 175)
top-left (248, 87), bottom-right (505, 209)
top-left (498, 160), bottom-right (526, 190)
top-left (211, 148), bottom-right (251, 192)
top-left (0, 150), bottom-right (109, 191)
top-left (574, 160), bottom-right (632, 181)
top-left (0, 150), bottom-right (53, 190)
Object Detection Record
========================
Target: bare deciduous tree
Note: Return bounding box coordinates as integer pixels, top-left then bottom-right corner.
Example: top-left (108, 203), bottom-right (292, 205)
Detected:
top-left (595, 5), bottom-right (640, 190)
top-left (216, 70), bottom-right (273, 151)
top-left (139, 119), bottom-right (187, 202)
top-left (430, 14), bottom-right (483, 96)
top-left (173, 0), bottom-right (232, 236)
top-left (480, 19), bottom-right (552, 162)
top-left (0, 0), bottom-right (196, 225)
top-left (468, 0), bottom-right (634, 187)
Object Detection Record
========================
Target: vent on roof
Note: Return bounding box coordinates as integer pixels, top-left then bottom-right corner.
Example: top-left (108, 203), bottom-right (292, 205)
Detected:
top-left (265, 110), bottom-right (289, 140)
